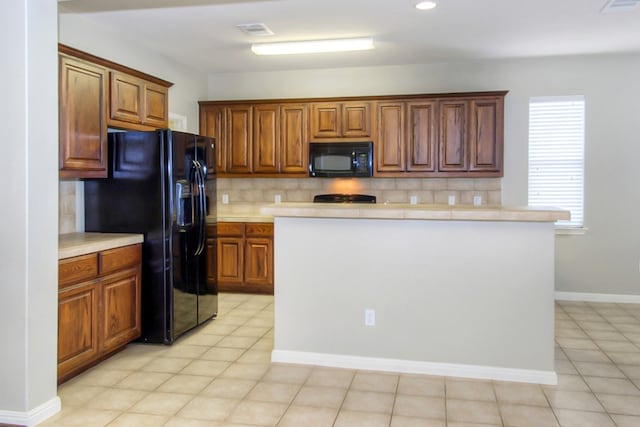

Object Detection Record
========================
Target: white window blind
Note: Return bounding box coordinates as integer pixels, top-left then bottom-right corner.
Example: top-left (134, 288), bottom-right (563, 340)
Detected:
top-left (528, 96), bottom-right (585, 228)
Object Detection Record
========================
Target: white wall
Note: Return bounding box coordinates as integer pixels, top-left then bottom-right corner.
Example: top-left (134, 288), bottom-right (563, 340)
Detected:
top-left (207, 54), bottom-right (640, 296)
top-left (59, 13), bottom-right (209, 134)
top-left (0, 0), bottom-right (60, 424)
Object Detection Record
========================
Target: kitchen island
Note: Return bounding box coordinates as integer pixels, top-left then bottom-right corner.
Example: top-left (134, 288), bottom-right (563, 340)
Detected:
top-left (261, 203), bottom-right (569, 385)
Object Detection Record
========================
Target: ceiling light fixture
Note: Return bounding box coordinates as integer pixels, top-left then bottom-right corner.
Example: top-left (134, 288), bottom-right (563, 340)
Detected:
top-left (415, 1), bottom-right (437, 10)
top-left (251, 37), bottom-right (374, 56)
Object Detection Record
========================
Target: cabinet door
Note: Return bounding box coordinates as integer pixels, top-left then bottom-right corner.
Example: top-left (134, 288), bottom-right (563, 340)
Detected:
top-left (376, 102), bottom-right (406, 173)
top-left (143, 82), bottom-right (168, 128)
top-left (310, 103), bottom-right (341, 138)
top-left (280, 104), bottom-right (308, 174)
top-left (59, 55), bottom-right (108, 178)
top-left (469, 97), bottom-right (503, 172)
top-left (253, 104), bottom-right (280, 173)
top-left (407, 101), bottom-right (437, 172)
top-left (100, 267), bottom-right (141, 353)
top-left (217, 237), bottom-right (244, 286)
top-left (342, 102), bottom-right (371, 137)
top-left (244, 237), bottom-right (274, 291)
top-left (109, 71), bottom-right (144, 124)
top-left (226, 106), bottom-right (253, 173)
top-left (200, 105), bottom-right (226, 173)
top-left (439, 100), bottom-right (469, 172)
top-left (58, 280), bottom-right (100, 381)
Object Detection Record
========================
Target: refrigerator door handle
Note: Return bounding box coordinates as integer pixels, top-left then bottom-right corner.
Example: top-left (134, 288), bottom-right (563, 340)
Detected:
top-left (193, 160), bottom-right (207, 256)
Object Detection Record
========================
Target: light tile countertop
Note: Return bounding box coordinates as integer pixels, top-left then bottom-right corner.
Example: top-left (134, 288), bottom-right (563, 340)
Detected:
top-left (59, 232), bottom-right (144, 259)
top-left (260, 203), bottom-right (570, 222)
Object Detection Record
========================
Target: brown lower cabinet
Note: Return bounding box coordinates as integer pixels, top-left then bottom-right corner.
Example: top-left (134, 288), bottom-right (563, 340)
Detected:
top-left (58, 244), bottom-right (142, 383)
top-left (211, 222), bottom-right (274, 294)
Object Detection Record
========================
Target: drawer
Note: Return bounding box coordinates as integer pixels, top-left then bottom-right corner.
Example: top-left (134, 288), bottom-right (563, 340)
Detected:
top-left (245, 223), bottom-right (273, 237)
top-left (99, 244), bottom-right (142, 276)
top-left (59, 253), bottom-right (98, 288)
top-left (217, 222), bottom-right (245, 237)
top-left (206, 224), bottom-right (217, 237)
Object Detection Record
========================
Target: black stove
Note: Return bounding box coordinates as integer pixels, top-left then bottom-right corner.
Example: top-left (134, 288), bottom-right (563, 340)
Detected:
top-left (313, 194), bottom-right (377, 203)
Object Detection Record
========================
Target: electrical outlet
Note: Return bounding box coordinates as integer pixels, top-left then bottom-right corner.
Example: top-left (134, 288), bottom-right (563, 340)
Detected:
top-left (409, 195), bottom-right (418, 205)
top-left (365, 309), bottom-right (375, 326)
top-left (275, 194), bottom-right (281, 204)
top-left (473, 195), bottom-right (482, 206)
top-left (222, 194), bottom-right (229, 204)
top-left (448, 195), bottom-right (456, 205)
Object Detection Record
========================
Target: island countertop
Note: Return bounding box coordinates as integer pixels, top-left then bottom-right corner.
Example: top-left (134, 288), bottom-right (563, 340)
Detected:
top-left (260, 203), bottom-right (570, 222)
top-left (59, 232), bottom-right (144, 259)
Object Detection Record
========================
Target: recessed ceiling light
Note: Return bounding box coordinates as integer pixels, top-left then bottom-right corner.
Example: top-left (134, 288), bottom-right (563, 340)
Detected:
top-left (251, 37), bottom-right (374, 56)
top-left (416, 1), bottom-right (437, 10)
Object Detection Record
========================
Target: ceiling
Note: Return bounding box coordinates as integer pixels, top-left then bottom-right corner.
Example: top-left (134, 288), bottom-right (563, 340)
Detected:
top-left (58, 0), bottom-right (640, 74)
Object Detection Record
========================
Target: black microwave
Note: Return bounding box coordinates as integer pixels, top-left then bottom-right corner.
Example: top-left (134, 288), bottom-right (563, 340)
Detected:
top-left (308, 142), bottom-right (373, 177)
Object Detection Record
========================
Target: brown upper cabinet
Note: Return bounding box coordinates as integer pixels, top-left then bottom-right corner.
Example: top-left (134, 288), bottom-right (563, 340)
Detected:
top-left (310, 101), bottom-right (371, 139)
top-left (199, 102), bottom-right (309, 177)
top-left (199, 91), bottom-right (505, 178)
top-left (58, 44), bottom-right (172, 179)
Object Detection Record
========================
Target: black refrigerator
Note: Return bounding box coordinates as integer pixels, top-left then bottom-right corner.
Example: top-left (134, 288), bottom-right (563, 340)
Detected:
top-left (84, 130), bottom-right (217, 344)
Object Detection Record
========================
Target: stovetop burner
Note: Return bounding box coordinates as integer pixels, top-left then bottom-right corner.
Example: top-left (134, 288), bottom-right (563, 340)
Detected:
top-left (313, 194), bottom-right (377, 203)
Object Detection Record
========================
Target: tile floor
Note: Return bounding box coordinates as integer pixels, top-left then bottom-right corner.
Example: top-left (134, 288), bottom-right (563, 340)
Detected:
top-left (39, 294), bottom-right (640, 426)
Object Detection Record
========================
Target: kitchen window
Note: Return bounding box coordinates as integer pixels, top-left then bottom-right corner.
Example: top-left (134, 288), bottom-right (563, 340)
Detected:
top-left (528, 96), bottom-right (585, 231)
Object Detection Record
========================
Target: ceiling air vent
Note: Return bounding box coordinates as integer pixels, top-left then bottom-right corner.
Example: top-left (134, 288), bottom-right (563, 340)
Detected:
top-left (236, 23), bottom-right (274, 37)
top-left (601, 0), bottom-right (640, 13)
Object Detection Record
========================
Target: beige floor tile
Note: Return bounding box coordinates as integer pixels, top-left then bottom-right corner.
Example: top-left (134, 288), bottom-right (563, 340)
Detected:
top-left (619, 364), bottom-right (640, 379)
top-left (251, 338), bottom-right (275, 350)
top-left (231, 325), bottom-right (271, 337)
top-left (200, 347), bottom-right (245, 362)
top-left (333, 410), bottom-right (391, 427)
top-left (397, 375), bottom-right (445, 397)
top-left (164, 417), bottom-right (221, 427)
top-left (446, 378), bottom-right (495, 401)
top-left (129, 391), bottom-right (193, 416)
top-left (226, 400), bottom-right (288, 426)
top-left (585, 330), bottom-right (628, 341)
top-left (393, 395), bottom-right (445, 419)
top-left (162, 344), bottom-right (210, 359)
top-left (245, 381), bottom-right (301, 404)
top-left (200, 377), bottom-right (257, 399)
top-left (181, 359), bottom-right (231, 377)
top-left (293, 385), bottom-right (347, 408)
top-left (85, 388), bottom-right (147, 411)
top-left (216, 335), bottom-right (259, 349)
top-left (583, 376), bottom-right (640, 395)
top-left (341, 390), bottom-right (395, 414)
top-left (237, 349), bottom-right (272, 364)
top-left (555, 328), bottom-right (589, 339)
top-left (262, 364), bottom-right (312, 384)
top-left (594, 340), bottom-right (638, 352)
top-left (554, 360), bottom-right (579, 375)
top-left (213, 315), bottom-right (250, 326)
top-left (306, 367), bottom-right (355, 388)
top-left (107, 413), bottom-right (168, 427)
top-left (562, 349), bottom-right (610, 363)
top-left (446, 423), bottom-right (501, 427)
top-left (499, 403), bottom-right (558, 427)
top-left (177, 396), bottom-right (240, 421)
top-left (40, 408), bottom-right (120, 427)
top-left (544, 374), bottom-right (590, 392)
top-left (573, 361), bottom-right (625, 378)
top-left (610, 414), bottom-right (640, 427)
top-left (219, 362), bottom-right (270, 380)
top-left (446, 399), bottom-right (501, 424)
top-left (553, 408), bottom-right (616, 427)
top-left (180, 333), bottom-right (225, 347)
top-left (156, 374), bottom-right (214, 394)
top-left (607, 351), bottom-right (640, 365)
top-left (57, 384), bottom-right (107, 407)
top-left (141, 357), bottom-right (192, 374)
top-left (199, 323), bottom-right (239, 336)
top-left (97, 355), bottom-right (154, 371)
top-left (556, 337), bottom-right (599, 350)
top-left (277, 405), bottom-right (338, 427)
top-left (73, 368), bottom-right (132, 387)
top-left (390, 415), bottom-right (445, 427)
top-left (350, 371), bottom-right (399, 393)
top-left (493, 381), bottom-right (548, 406)
top-left (114, 371), bottom-right (172, 391)
top-left (543, 389), bottom-right (604, 412)
top-left (596, 393), bottom-right (640, 416)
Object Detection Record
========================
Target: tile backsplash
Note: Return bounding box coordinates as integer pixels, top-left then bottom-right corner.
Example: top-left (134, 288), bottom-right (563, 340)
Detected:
top-left (59, 177), bottom-right (502, 234)
top-left (217, 177), bottom-right (502, 211)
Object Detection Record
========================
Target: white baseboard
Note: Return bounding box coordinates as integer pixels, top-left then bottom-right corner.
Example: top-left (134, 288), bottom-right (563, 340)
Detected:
top-left (0, 396), bottom-right (61, 427)
top-left (556, 291), bottom-right (640, 304)
top-left (271, 350), bottom-right (557, 385)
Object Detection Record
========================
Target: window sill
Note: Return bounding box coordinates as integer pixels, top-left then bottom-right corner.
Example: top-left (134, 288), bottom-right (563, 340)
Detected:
top-left (555, 226), bottom-right (587, 236)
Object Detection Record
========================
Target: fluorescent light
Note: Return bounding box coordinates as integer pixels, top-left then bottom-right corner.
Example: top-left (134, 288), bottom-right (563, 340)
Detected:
top-left (416, 1), bottom-right (437, 10)
top-left (251, 37), bottom-right (374, 56)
